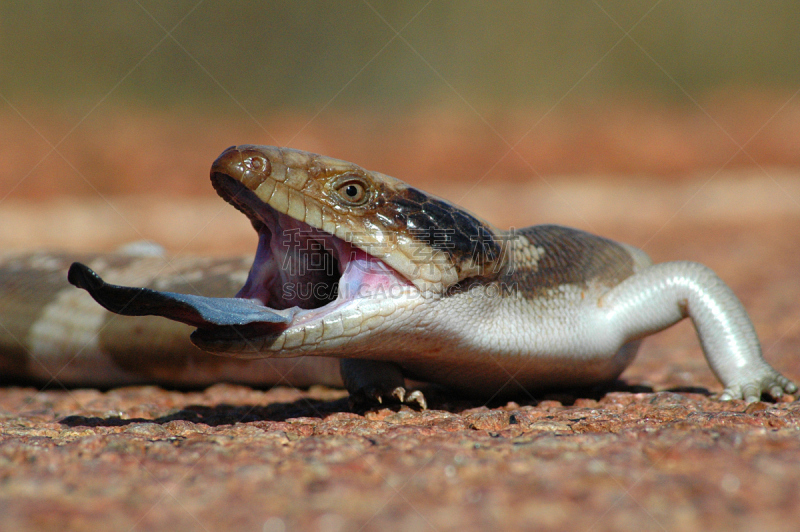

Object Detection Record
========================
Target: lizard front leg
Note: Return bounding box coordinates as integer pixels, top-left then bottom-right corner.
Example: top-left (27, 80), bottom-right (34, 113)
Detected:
top-left (340, 359), bottom-right (427, 409)
top-left (597, 261), bottom-right (796, 402)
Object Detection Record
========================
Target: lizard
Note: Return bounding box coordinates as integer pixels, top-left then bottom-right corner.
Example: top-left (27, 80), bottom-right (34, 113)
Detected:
top-left (1, 145), bottom-right (795, 407)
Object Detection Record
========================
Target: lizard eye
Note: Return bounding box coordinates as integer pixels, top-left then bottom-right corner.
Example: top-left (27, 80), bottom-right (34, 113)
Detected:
top-left (333, 176), bottom-right (370, 206)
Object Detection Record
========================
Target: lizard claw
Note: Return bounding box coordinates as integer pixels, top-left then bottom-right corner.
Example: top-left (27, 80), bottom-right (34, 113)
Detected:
top-left (406, 390), bottom-right (427, 410)
top-left (382, 386), bottom-right (427, 410)
top-left (390, 386), bottom-right (406, 403)
top-left (387, 387), bottom-right (427, 409)
top-left (350, 385), bottom-right (427, 410)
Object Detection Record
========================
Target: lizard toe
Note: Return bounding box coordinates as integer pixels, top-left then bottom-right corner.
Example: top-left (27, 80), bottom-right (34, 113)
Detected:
top-left (720, 371), bottom-right (796, 402)
top-left (742, 383), bottom-right (761, 403)
top-left (776, 375), bottom-right (797, 394)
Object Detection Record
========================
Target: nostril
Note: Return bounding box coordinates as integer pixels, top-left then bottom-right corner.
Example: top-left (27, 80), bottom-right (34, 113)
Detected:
top-left (212, 147), bottom-right (272, 190)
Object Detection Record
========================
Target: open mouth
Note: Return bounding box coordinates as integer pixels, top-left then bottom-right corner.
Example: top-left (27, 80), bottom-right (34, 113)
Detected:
top-left (197, 172), bottom-right (414, 343)
top-left (68, 170), bottom-right (414, 352)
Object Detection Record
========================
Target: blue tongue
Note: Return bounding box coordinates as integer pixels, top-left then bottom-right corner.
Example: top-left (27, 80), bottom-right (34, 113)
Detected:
top-left (67, 262), bottom-right (295, 329)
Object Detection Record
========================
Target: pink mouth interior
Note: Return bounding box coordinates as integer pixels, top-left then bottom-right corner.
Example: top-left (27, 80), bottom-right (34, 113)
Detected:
top-left (234, 204), bottom-right (412, 317)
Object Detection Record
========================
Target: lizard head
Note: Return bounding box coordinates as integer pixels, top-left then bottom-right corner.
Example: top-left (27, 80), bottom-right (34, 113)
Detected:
top-left (210, 145), bottom-right (504, 291)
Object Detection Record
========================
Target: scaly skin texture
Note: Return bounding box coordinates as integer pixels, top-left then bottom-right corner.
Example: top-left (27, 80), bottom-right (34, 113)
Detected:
top-left (1, 145), bottom-right (796, 406)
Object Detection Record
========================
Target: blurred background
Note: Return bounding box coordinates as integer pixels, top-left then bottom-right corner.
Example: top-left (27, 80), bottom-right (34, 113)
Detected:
top-left (1, 0), bottom-right (799, 254)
